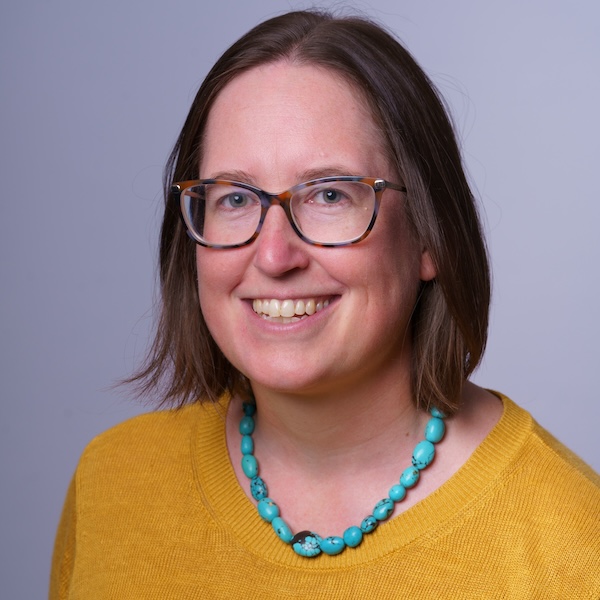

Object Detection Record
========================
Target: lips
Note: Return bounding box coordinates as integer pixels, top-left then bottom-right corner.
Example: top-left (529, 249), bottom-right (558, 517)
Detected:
top-left (252, 298), bottom-right (331, 321)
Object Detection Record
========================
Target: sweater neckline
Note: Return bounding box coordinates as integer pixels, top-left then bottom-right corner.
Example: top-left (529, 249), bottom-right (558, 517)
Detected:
top-left (191, 392), bottom-right (531, 569)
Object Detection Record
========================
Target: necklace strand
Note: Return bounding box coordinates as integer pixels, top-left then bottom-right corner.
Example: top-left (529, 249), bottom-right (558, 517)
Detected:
top-left (239, 399), bottom-right (446, 557)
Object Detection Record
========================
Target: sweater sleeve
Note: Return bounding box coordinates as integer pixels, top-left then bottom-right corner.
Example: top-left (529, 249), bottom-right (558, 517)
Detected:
top-left (49, 475), bottom-right (77, 600)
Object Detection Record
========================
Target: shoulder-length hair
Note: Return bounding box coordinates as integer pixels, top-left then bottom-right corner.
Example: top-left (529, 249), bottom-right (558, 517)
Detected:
top-left (129, 10), bottom-right (490, 414)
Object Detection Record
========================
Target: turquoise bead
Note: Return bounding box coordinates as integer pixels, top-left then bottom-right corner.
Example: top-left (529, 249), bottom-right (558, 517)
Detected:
top-left (389, 484), bottom-right (406, 502)
top-left (373, 497), bottom-right (394, 521)
top-left (320, 536), bottom-right (345, 555)
top-left (240, 434), bottom-right (254, 455)
top-left (272, 517), bottom-right (293, 543)
top-left (292, 531), bottom-right (322, 557)
top-left (257, 498), bottom-right (279, 522)
top-left (400, 466), bottom-right (420, 488)
top-left (239, 402), bottom-right (446, 558)
top-left (412, 440), bottom-right (435, 470)
top-left (343, 525), bottom-right (363, 548)
top-left (250, 476), bottom-right (268, 500)
top-left (242, 454), bottom-right (258, 478)
top-left (360, 515), bottom-right (378, 533)
top-left (239, 415), bottom-right (255, 435)
top-left (425, 417), bottom-right (445, 443)
top-left (430, 406), bottom-right (445, 419)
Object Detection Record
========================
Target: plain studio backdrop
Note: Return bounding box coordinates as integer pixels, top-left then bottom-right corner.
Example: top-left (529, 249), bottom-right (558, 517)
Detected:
top-left (1, 0), bottom-right (598, 597)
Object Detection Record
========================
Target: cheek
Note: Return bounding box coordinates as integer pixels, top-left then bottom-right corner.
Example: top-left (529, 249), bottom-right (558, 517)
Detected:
top-left (374, 209), bottom-right (422, 278)
top-left (195, 249), bottom-right (213, 302)
top-left (195, 247), bottom-right (250, 337)
top-left (196, 247), bottom-right (241, 293)
top-left (195, 249), bottom-right (230, 323)
top-left (364, 219), bottom-right (424, 318)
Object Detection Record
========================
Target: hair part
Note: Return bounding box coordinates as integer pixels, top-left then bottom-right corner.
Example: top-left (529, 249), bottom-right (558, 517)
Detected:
top-left (127, 9), bottom-right (491, 414)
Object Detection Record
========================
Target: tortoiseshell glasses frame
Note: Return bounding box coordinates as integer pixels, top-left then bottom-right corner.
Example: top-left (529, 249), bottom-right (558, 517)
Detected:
top-left (171, 176), bottom-right (406, 249)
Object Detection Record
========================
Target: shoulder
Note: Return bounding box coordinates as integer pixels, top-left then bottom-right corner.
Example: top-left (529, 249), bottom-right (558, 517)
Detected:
top-left (83, 405), bottom-right (195, 458)
top-left (447, 389), bottom-right (599, 523)
top-left (442, 393), bottom-right (600, 594)
top-left (499, 393), bottom-right (599, 489)
top-left (487, 393), bottom-right (599, 543)
top-left (75, 400), bottom-right (227, 490)
top-left (452, 390), bottom-right (598, 544)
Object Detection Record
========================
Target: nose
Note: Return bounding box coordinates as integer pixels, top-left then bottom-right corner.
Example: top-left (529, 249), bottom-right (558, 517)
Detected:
top-left (252, 205), bottom-right (310, 276)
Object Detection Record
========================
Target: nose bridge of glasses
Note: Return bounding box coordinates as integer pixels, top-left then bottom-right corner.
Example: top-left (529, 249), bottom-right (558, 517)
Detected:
top-left (255, 189), bottom-right (305, 243)
top-left (260, 188), bottom-right (293, 206)
top-left (259, 189), bottom-right (295, 220)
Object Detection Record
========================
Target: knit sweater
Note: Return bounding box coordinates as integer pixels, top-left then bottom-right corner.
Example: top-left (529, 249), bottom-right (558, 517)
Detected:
top-left (50, 394), bottom-right (600, 599)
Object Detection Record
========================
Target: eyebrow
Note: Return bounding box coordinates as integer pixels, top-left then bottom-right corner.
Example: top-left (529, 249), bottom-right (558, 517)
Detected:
top-left (296, 166), bottom-right (359, 182)
top-left (207, 170), bottom-right (256, 184)
top-left (205, 166), bottom-right (361, 191)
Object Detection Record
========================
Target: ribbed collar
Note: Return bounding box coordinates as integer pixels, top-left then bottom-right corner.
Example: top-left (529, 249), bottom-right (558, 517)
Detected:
top-left (191, 393), bottom-right (532, 569)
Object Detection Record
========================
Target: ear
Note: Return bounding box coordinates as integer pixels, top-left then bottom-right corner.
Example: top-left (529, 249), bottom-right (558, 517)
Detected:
top-left (419, 250), bottom-right (437, 281)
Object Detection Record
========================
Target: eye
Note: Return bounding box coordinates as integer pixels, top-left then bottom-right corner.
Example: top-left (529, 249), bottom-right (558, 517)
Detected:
top-left (220, 192), bottom-right (253, 208)
top-left (310, 187), bottom-right (350, 205)
top-left (205, 185), bottom-right (259, 212)
top-left (322, 189), bottom-right (342, 204)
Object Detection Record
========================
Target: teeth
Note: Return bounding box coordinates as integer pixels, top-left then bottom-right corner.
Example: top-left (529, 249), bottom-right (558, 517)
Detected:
top-left (252, 297), bottom-right (331, 319)
top-left (295, 300), bottom-right (306, 315)
top-left (280, 299), bottom-right (295, 318)
top-left (268, 299), bottom-right (280, 318)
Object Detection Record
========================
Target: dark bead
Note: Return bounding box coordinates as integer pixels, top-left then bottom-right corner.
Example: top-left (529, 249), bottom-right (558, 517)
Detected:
top-left (291, 530), bottom-right (322, 557)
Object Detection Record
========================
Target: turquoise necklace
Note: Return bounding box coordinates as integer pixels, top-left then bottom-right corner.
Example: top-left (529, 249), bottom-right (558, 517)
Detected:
top-left (239, 399), bottom-right (446, 557)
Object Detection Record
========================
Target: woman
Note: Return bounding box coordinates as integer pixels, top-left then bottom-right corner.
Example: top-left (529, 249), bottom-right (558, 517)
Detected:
top-left (50, 10), bottom-right (599, 598)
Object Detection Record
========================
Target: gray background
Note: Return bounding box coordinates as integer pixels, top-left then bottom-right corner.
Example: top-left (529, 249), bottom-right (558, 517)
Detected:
top-left (1, 0), bottom-right (598, 597)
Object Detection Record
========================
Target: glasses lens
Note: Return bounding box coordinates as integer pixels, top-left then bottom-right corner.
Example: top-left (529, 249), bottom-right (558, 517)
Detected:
top-left (290, 181), bottom-right (376, 244)
top-left (182, 183), bottom-right (261, 246)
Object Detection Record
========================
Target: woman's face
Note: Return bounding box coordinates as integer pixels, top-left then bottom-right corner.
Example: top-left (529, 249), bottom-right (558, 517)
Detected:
top-left (196, 62), bottom-right (435, 395)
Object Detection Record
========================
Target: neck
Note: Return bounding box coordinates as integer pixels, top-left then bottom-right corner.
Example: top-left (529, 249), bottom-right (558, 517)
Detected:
top-left (228, 374), bottom-right (451, 548)
top-left (245, 368), bottom-right (425, 475)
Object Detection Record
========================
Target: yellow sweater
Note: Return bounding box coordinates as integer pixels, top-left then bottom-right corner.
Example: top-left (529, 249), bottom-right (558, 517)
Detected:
top-left (50, 395), bottom-right (600, 599)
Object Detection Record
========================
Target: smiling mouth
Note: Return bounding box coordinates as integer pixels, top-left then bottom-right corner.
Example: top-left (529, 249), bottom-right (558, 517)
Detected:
top-left (252, 298), bottom-right (331, 322)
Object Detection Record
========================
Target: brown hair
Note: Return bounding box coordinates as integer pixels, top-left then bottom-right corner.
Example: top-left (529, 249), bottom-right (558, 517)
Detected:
top-left (129, 10), bottom-right (490, 414)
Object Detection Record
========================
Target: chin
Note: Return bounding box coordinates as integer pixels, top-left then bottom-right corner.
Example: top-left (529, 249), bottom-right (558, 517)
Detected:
top-left (238, 362), bottom-right (335, 396)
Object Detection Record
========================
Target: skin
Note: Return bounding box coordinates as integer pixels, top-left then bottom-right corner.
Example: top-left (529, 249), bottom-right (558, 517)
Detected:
top-left (196, 61), bottom-right (502, 534)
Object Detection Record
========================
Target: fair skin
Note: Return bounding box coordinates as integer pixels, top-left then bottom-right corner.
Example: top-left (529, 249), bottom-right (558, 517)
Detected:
top-left (196, 61), bottom-right (502, 535)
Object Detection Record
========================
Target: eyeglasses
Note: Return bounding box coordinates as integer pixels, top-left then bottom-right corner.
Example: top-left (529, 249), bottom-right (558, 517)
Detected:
top-left (171, 176), bottom-right (406, 248)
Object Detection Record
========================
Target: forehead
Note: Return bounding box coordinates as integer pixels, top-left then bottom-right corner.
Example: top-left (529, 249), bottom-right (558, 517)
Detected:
top-left (200, 62), bottom-right (392, 184)
top-left (209, 61), bottom-right (377, 123)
